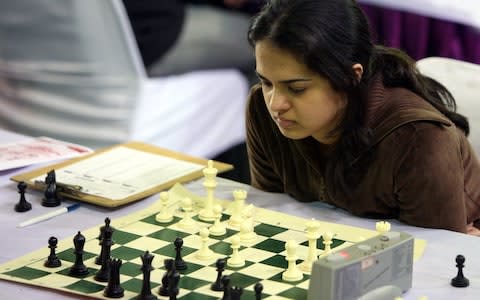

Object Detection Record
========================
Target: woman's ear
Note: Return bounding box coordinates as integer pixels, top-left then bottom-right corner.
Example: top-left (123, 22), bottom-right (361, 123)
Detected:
top-left (352, 63), bottom-right (364, 82)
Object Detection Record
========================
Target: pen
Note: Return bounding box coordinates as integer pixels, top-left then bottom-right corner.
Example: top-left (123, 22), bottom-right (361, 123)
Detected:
top-left (17, 203), bottom-right (81, 228)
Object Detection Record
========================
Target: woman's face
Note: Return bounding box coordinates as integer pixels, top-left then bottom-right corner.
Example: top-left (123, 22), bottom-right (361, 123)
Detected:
top-left (255, 40), bottom-right (347, 144)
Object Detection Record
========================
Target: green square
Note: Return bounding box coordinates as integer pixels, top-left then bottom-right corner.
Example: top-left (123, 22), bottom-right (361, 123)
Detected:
top-left (148, 228), bottom-right (190, 242)
top-left (300, 237), bottom-right (345, 250)
top-left (278, 286), bottom-right (308, 299)
top-left (4, 266), bottom-right (50, 280)
top-left (113, 230), bottom-right (142, 245)
top-left (253, 239), bottom-right (285, 253)
top-left (141, 214), bottom-right (181, 227)
top-left (119, 261), bottom-right (142, 277)
top-left (268, 271), bottom-right (309, 284)
top-left (178, 276), bottom-right (210, 290)
top-left (111, 246), bottom-right (145, 261)
top-left (260, 255), bottom-right (290, 269)
top-left (57, 249), bottom-right (97, 263)
top-left (122, 277), bottom-right (159, 293)
top-left (254, 223), bottom-right (288, 237)
top-left (57, 266), bottom-right (97, 278)
top-left (209, 228), bottom-right (238, 241)
top-left (209, 241), bottom-right (234, 256)
top-left (64, 279), bottom-right (105, 294)
top-left (156, 261), bottom-right (204, 276)
top-left (153, 243), bottom-right (196, 259)
top-left (228, 272), bottom-right (261, 288)
top-left (179, 292), bottom-right (218, 300)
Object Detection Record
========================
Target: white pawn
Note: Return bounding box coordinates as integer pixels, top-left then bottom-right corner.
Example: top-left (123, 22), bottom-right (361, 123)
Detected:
top-left (376, 221), bottom-right (391, 235)
top-left (177, 197), bottom-right (196, 229)
top-left (195, 227), bottom-right (214, 260)
top-left (209, 204), bottom-right (226, 236)
top-left (319, 232), bottom-right (333, 258)
top-left (228, 189), bottom-right (247, 227)
top-left (155, 191), bottom-right (173, 223)
top-left (282, 240), bottom-right (303, 282)
top-left (227, 235), bottom-right (245, 268)
top-left (300, 219), bottom-right (321, 272)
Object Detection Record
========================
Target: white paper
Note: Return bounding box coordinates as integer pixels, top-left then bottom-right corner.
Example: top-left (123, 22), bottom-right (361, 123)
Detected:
top-left (33, 147), bottom-right (204, 200)
top-left (0, 137), bottom-right (92, 171)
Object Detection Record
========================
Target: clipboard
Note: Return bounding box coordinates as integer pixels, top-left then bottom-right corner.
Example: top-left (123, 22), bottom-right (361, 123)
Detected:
top-left (10, 141), bottom-right (233, 208)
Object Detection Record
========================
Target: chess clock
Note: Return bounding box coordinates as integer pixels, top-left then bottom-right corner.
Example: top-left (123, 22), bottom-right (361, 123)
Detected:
top-left (308, 232), bottom-right (414, 300)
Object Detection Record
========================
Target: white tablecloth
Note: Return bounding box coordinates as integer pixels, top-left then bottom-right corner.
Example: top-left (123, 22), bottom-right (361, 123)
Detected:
top-left (0, 129), bottom-right (478, 299)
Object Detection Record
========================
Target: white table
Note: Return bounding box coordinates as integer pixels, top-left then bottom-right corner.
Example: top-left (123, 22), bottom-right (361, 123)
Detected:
top-left (358, 0), bottom-right (480, 29)
top-left (0, 129), bottom-right (478, 299)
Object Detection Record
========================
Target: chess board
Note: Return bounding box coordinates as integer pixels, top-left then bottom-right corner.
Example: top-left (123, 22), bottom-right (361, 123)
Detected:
top-left (0, 183), bottom-right (390, 300)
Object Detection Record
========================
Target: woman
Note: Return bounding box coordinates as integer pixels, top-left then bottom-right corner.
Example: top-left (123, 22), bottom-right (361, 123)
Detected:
top-left (246, 0), bottom-right (480, 235)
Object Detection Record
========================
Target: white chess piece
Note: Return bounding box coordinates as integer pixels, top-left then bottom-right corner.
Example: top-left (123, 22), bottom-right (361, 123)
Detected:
top-left (228, 189), bottom-right (247, 227)
top-left (177, 197), bottom-right (196, 229)
top-left (282, 240), bottom-right (303, 282)
top-left (195, 227), bottom-right (214, 260)
top-left (319, 231), bottom-right (333, 258)
top-left (300, 219), bottom-right (321, 272)
top-left (155, 191), bottom-right (173, 223)
top-left (199, 160), bottom-right (217, 221)
top-left (239, 204), bottom-right (257, 244)
top-left (227, 235), bottom-right (245, 267)
top-left (376, 221), bottom-right (391, 235)
top-left (209, 204), bottom-right (226, 236)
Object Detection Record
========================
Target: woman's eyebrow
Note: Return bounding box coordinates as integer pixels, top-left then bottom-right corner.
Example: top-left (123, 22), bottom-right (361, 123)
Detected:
top-left (256, 71), bottom-right (312, 84)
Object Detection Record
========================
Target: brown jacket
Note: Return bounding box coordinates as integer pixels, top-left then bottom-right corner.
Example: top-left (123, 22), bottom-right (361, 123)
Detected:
top-left (246, 79), bottom-right (480, 233)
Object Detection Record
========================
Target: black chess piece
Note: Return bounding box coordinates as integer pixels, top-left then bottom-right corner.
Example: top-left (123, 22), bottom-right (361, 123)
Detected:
top-left (96, 217), bottom-right (114, 265)
top-left (221, 275), bottom-right (231, 300)
top-left (42, 170), bottom-right (61, 207)
top-left (15, 181), bottom-right (32, 212)
top-left (451, 254), bottom-right (470, 288)
top-left (95, 225), bottom-right (114, 282)
top-left (167, 269), bottom-right (180, 300)
top-left (104, 258), bottom-right (124, 298)
top-left (159, 259), bottom-right (175, 296)
top-left (231, 286), bottom-right (243, 300)
top-left (254, 282), bottom-right (263, 300)
top-left (69, 231), bottom-right (89, 276)
top-left (174, 237), bottom-right (187, 270)
top-left (136, 251), bottom-right (158, 300)
top-left (211, 258), bottom-right (226, 291)
top-left (44, 236), bottom-right (61, 268)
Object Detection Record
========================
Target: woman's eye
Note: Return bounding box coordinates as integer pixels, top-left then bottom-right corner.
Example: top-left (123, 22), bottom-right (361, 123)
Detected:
top-left (261, 80), bottom-right (272, 88)
top-left (289, 87), bottom-right (305, 94)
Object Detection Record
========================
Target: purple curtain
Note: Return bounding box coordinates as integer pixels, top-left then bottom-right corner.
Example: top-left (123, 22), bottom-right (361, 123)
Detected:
top-left (360, 4), bottom-right (480, 64)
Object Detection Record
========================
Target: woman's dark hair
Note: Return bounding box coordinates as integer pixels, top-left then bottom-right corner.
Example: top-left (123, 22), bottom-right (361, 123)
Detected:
top-left (248, 0), bottom-right (469, 194)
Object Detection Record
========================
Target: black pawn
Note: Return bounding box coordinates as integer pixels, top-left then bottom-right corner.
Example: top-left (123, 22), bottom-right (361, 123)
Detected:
top-left (42, 170), bottom-right (61, 207)
top-left (451, 254), bottom-right (470, 287)
top-left (254, 282), bottom-right (263, 300)
top-left (95, 225), bottom-right (114, 282)
top-left (231, 286), bottom-right (243, 300)
top-left (174, 237), bottom-right (187, 270)
top-left (44, 236), bottom-right (61, 268)
top-left (96, 217), bottom-right (114, 265)
top-left (104, 258), bottom-right (124, 298)
top-left (159, 259), bottom-right (174, 296)
top-left (69, 231), bottom-right (89, 276)
top-left (221, 275), bottom-right (231, 300)
top-left (167, 269), bottom-right (180, 300)
top-left (211, 258), bottom-right (226, 291)
top-left (15, 181), bottom-right (31, 212)
top-left (136, 251), bottom-right (157, 300)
